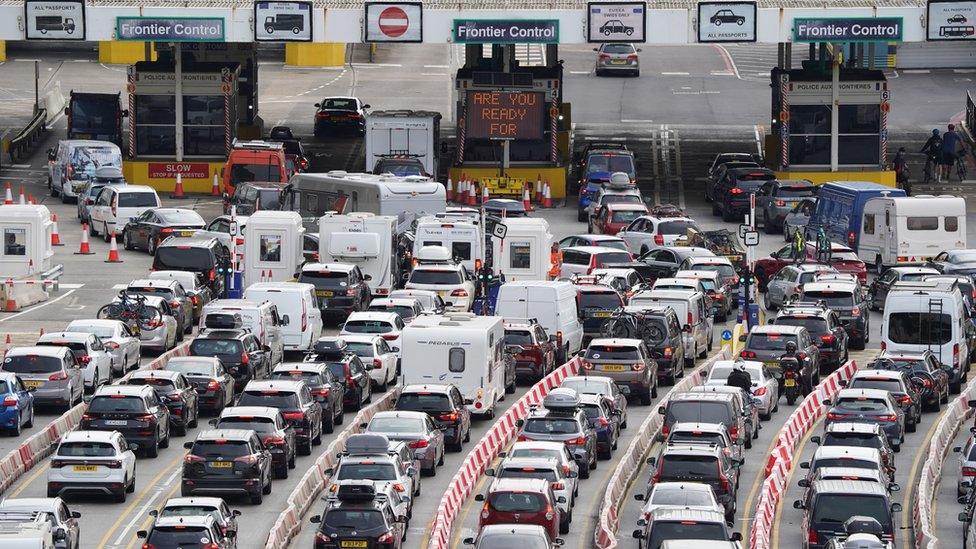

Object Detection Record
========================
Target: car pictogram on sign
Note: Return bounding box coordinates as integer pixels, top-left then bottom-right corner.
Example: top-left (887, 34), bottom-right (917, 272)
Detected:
top-left (599, 19), bottom-right (634, 36)
top-left (710, 9), bottom-right (746, 26)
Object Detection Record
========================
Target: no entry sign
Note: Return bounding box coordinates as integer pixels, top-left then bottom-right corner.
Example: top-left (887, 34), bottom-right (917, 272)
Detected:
top-left (365, 2), bottom-right (422, 42)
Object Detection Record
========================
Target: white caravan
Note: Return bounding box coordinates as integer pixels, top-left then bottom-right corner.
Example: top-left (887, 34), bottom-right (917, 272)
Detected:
top-left (318, 212), bottom-right (397, 297)
top-left (491, 217), bottom-right (554, 282)
top-left (858, 195), bottom-right (967, 268)
top-left (243, 211), bottom-right (305, 285)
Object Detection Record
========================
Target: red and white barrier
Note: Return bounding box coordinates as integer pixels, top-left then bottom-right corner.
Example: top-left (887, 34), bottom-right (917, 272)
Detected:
top-left (593, 349), bottom-right (729, 548)
top-left (263, 387), bottom-right (402, 548)
top-left (428, 357), bottom-right (583, 549)
top-left (749, 359), bottom-right (860, 549)
top-left (912, 374), bottom-right (976, 549)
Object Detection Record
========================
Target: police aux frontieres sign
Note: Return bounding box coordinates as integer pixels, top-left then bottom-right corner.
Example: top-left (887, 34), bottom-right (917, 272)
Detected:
top-left (116, 17), bottom-right (225, 41)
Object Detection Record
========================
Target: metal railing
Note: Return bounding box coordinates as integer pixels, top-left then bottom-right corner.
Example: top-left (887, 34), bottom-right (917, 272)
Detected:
top-left (6, 109), bottom-right (46, 164)
top-left (966, 91), bottom-right (975, 141)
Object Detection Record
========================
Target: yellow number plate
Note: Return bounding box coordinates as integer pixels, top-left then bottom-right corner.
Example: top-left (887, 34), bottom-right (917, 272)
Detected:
top-left (764, 362), bottom-right (779, 369)
top-left (601, 364), bottom-right (626, 372)
top-left (784, 379), bottom-right (797, 387)
top-left (178, 230), bottom-right (195, 237)
top-left (593, 311), bottom-right (612, 318)
top-left (72, 465), bottom-right (97, 472)
top-left (340, 542), bottom-right (368, 548)
top-left (24, 380), bottom-right (42, 389)
top-left (209, 461), bottom-right (233, 469)
top-left (315, 290), bottom-right (334, 297)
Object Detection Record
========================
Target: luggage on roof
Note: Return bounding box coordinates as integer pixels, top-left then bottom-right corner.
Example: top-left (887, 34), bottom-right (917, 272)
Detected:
top-left (205, 313), bottom-right (243, 330)
top-left (543, 388), bottom-right (581, 411)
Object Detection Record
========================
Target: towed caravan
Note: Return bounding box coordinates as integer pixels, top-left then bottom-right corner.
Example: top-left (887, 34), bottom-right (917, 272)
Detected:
top-left (858, 195), bottom-right (966, 270)
top-left (319, 213), bottom-right (397, 297)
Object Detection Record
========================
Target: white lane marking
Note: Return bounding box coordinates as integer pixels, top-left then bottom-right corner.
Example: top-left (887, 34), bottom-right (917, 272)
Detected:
top-left (954, 69), bottom-right (976, 73)
top-left (711, 70), bottom-right (734, 76)
top-left (424, 64), bottom-right (448, 69)
top-left (661, 71), bottom-right (690, 76)
top-left (421, 73), bottom-right (447, 76)
top-left (60, 283), bottom-right (84, 289)
top-left (112, 284), bottom-right (128, 290)
top-left (903, 69), bottom-right (930, 74)
top-left (9, 165), bottom-right (31, 169)
top-left (0, 289), bottom-right (78, 323)
top-left (620, 119), bottom-right (654, 123)
top-left (712, 44), bottom-right (741, 80)
top-left (349, 63), bottom-right (402, 68)
top-left (569, 70), bottom-right (590, 75)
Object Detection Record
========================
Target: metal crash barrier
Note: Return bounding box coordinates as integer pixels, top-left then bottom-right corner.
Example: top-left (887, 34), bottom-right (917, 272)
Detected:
top-left (6, 109), bottom-right (46, 165)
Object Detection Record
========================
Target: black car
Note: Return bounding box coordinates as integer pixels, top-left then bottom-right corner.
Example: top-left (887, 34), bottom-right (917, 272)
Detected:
top-left (629, 306), bottom-right (686, 385)
top-left (82, 385), bottom-right (171, 457)
top-left (307, 337), bottom-right (373, 410)
top-left (395, 384), bottom-right (472, 451)
top-left (182, 429), bottom-right (273, 504)
top-left (373, 157), bottom-right (427, 177)
top-left (712, 167), bottom-right (777, 222)
top-left (271, 362), bottom-right (344, 433)
top-left (189, 327), bottom-right (272, 392)
top-left (299, 264), bottom-right (372, 320)
top-left (125, 370), bottom-right (200, 436)
top-left (309, 481), bottom-right (407, 549)
top-left (794, 480), bottom-right (900, 549)
top-left (122, 208), bottom-right (206, 255)
top-left (843, 372), bottom-right (922, 432)
top-left (925, 249), bottom-right (976, 276)
top-left (577, 283), bottom-right (624, 343)
top-left (868, 267), bottom-right (941, 311)
top-left (214, 406), bottom-right (297, 479)
top-left (236, 380), bottom-right (323, 455)
top-left (152, 235), bottom-right (231, 297)
top-left (645, 444), bottom-right (742, 521)
top-left (223, 182), bottom-right (285, 216)
top-left (164, 356), bottom-right (236, 414)
top-left (313, 97), bottom-right (369, 137)
top-left (634, 246), bottom-right (717, 282)
top-left (705, 160), bottom-right (760, 203)
top-left (772, 302), bottom-right (850, 372)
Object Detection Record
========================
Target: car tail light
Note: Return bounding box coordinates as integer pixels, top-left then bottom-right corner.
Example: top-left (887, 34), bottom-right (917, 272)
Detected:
top-left (282, 411), bottom-right (305, 421)
top-left (598, 417), bottom-right (610, 427)
top-left (481, 503), bottom-right (491, 520)
top-left (654, 234), bottom-right (664, 245)
top-left (49, 371), bottom-right (68, 381)
top-left (517, 434), bottom-right (529, 442)
top-left (963, 467), bottom-right (976, 477)
top-left (1, 396), bottom-right (16, 407)
top-left (599, 54), bottom-right (611, 60)
top-left (896, 394), bottom-right (913, 405)
top-left (106, 460), bottom-right (123, 469)
top-left (142, 544), bottom-right (157, 549)
top-left (851, 306), bottom-right (861, 316)
top-left (565, 436), bottom-right (587, 445)
top-left (234, 454), bottom-right (259, 465)
top-left (954, 344), bottom-right (961, 367)
top-left (79, 356), bottom-right (91, 364)
top-left (50, 459), bottom-right (67, 468)
top-left (587, 254), bottom-right (598, 274)
top-left (663, 347), bottom-right (673, 358)
top-left (81, 414), bottom-right (92, 422)
top-left (171, 406), bottom-right (183, 417)
top-left (168, 300), bottom-right (181, 310)
top-left (314, 532), bottom-right (331, 543)
top-left (184, 454), bottom-right (205, 464)
top-left (728, 426), bottom-right (739, 441)
top-left (301, 300), bottom-right (308, 332)
top-left (451, 289), bottom-right (469, 297)
top-left (774, 200), bottom-right (786, 207)
top-left (409, 439), bottom-right (429, 449)
top-left (240, 352), bottom-right (250, 365)
top-left (551, 482), bottom-right (564, 490)
top-left (545, 505), bottom-right (555, 521)
top-left (826, 412), bottom-right (849, 421)
top-left (263, 436), bottom-right (286, 446)
top-left (345, 288), bottom-right (357, 296)
top-left (159, 228), bottom-right (174, 235)
top-left (719, 471), bottom-right (732, 493)
top-left (377, 532), bottom-right (395, 544)
top-left (754, 387), bottom-right (767, 396)
top-left (880, 341), bottom-right (886, 352)
top-left (381, 334), bottom-right (398, 342)
top-left (877, 414), bottom-right (898, 422)
top-left (687, 312), bottom-right (693, 326)
top-left (821, 334), bottom-right (835, 345)
top-left (730, 187), bottom-right (744, 194)
top-left (562, 465), bottom-right (571, 475)
top-left (661, 424), bottom-right (670, 437)
top-left (847, 231), bottom-right (856, 246)
top-left (922, 378), bottom-right (933, 388)
top-left (137, 414), bottom-right (156, 424)
top-left (808, 530), bottom-right (818, 544)
top-left (202, 544), bottom-right (220, 549)
top-left (740, 351), bottom-right (756, 359)
top-left (209, 269), bottom-right (216, 282)
top-left (190, 295), bottom-right (201, 306)
top-left (439, 412), bottom-right (459, 422)
top-left (631, 362), bottom-right (645, 372)
top-left (313, 387), bottom-right (331, 398)
top-left (85, 198), bottom-right (94, 205)
top-left (391, 483), bottom-right (405, 493)
top-left (206, 380), bottom-right (220, 391)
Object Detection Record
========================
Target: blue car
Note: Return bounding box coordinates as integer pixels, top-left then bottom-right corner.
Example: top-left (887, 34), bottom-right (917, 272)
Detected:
top-left (577, 172), bottom-right (611, 221)
top-left (0, 372), bottom-right (34, 435)
top-left (579, 393), bottom-right (620, 459)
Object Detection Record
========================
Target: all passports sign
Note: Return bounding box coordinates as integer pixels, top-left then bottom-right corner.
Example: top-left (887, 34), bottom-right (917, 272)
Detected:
top-left (793, 17), bottom-right (903, 42)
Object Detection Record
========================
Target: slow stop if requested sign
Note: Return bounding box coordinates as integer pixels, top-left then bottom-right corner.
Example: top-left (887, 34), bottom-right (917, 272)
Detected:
top-left (365, 2), bottom-right (423, 42)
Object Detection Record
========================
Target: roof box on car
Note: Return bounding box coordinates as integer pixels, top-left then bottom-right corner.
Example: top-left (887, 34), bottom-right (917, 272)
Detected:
top-left (335, 480), bottom-right (376, 502)
top-left (312, 337), bottom-right (348, 357)
top-left (344, 433), bottom-right (391, 456)
top-left (543, 388), bottom-right (581, 411)
top-left (204, 313), bottom-right (243, 331)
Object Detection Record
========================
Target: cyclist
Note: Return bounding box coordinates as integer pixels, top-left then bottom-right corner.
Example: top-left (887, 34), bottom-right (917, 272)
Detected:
top-left (920, 129), bottom-right (943, 183)
top-left (791, 227), bottom-right (805, 263)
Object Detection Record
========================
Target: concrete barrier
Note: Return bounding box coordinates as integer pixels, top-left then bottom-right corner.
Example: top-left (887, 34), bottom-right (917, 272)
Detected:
top-left (594, 349), bottom-right (729, 548)
top-left (1, 278), bottom-right (50, 311)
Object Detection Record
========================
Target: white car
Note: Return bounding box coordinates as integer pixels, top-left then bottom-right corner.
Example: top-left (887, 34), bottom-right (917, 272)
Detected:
top-left (341, 335), bottom-right (399, 389)
top-left (36, 332), bottom-right (112, 392)
top-left (47, 430), bottom-right (137, 502)
top-left (88, 185), bottom-right (161, 242)
top-left (366, 298), bottom-right (424, 323)
top-left (405, 264), bottom-right (475, 311)
top-left (340, 313), bottom-right (404, 367)
top-left (616, 216), bottom-right (700, 255)
top-left (64, 319), bottom-right (141, 376)
top-left (504, 441), bottom-right (581, 492)
top-left (388, 289), bottom-right (446, 313)
top-left (705, 359), bottom-right (779, 419)
top-left (587, 186), bottom-right (644, 221)
top-left (635, 482), bottom-right (724, 518)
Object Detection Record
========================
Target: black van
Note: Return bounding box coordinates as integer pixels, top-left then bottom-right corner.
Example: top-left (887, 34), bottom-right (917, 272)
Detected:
top-left (794, 479), bottom-right (900, 549)
top-left (152, 236), bottom-right (230, 296)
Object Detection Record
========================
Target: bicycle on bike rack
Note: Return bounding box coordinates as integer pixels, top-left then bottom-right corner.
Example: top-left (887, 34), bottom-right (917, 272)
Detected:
top-left (97, 291), bottom-right (162, 335)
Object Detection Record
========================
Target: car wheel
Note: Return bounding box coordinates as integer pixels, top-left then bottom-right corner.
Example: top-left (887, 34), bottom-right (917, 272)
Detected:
top-left (146, 436), bottom-right (159, 458)
top-left (323, 412), bottom-right (335, 434)
top-left (115, 478), bottom-right (127, 502)
top-left (764, 291), bottom-right (777, 311)
top-left (906, 417), bottom-right (917, 433)
top-left (103, 223), bottom-right (111, 243)
top-left (148, 237), bottom-right (158, 256)
top-left (313, 423), bottom-right (322, 445)
top-left (123, 231), bottom-right (134, 251)
top-left (288, 452), bottom-right (296, 469)
top-left (24, 407), bottom-right (33, 428)
top-left (721, 206), bottom-right (735, 222)
top-left (160, 427), bottom-right (170, 449)
top-left (298, 438), bottom-right (312, 456)
top-left (712, 202), bottom-right (721, 216)
top-left (262, 474), bottom-right (273, 495)
top-left (89, 222), bottom-right (97, 237)
top-left (275, 463), bottom-right (289, 479)
top-left (12, 413), bottom-right (21, 436)
top-left (127, 472), bottom-right (136, 493)
top-left (251, 491), bottom-right (263, 505)
top-left (335, 405), bottom-right (344, 424)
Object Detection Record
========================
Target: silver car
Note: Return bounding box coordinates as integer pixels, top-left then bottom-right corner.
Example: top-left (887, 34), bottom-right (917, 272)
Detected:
top-left (111, 295), bottom-right (179, 353)
top-left (954, 435), bottom-right (976, 497)
top-left (364, 411), bottom-right (445, 475)
top-left (77, 166), bottom-right (126, 223)
top-left (1, 346), bottom-right (84, 411)
top-left (634, 481), bottom-right (724, 518)
top-left (705, 360), bottom-right (779, 420)
top-left (64, 319), bottom-right (141, 375)
top-left (754, 179), bottom-right (816, 234)
top-left (763, 263), bottom-right (838, 310)
top-left (502, 441), bottom-right (581, 494)
top-left (594, 43), bottom-right (641, 77)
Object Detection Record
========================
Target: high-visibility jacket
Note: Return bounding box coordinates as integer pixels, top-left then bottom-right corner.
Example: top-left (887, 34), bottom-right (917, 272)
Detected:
top-left (548, 250), bottom-right (562, 279)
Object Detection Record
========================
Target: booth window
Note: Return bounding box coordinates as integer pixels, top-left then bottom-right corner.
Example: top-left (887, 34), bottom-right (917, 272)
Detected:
top-left (183, 96), bottom-right (226, 156)
top-left (838, 105), bottom-right (880, 165)
top-left (135, 96), bottom-right (176, 156)
top-left (510, 243), bottom-right (532, 269)
top-left (259, 235), bottom-right (282, 262)
top-left (448, 348), bottom-right (465, 373)
top-left (788, 105), bottom-right (830, 165)
top-left (3, 229), bottom-right (25, 256)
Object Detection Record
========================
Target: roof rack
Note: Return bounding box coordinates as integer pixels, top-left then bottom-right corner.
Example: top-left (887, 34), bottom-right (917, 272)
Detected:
top-left (231, 139), bottom-right (283, 151)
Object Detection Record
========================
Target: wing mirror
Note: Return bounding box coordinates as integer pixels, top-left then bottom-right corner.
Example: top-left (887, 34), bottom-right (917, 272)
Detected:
top-left (798, 479), bottom-right (809, 487)
top-left (309, 515), bottom-right (322, 524)
top-left (799, 461), bottom-right (810, 469)
top-left (474, 494), bottom-right (485, 502)
top-left (891, 502), bottom-right (903, 513)
top-left (793, 500), bottom-right (804, 510)
top-left (810, 436), bottom-right (821, 445)
top-left (730, 533), bottom-right (742, 542)
top-left (183, 441), bottom-right (194, 449)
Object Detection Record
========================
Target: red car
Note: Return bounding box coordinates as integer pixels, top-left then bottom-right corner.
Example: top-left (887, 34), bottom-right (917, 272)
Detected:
top-left (475, 478), bottom-right (562, 540)
top-left (504, 320), bottom-right (558, 381)
top-left (590, 203), bottom-right (648, 235)
top-left (754, 242), bottom-right (867, 291)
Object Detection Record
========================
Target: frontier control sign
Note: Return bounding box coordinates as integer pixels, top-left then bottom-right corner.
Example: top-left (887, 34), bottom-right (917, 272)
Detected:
top-left (116, 17), bottom-right (225, 41)
top-left (453, 20), bottom-right (558, 44)
top-left (793, 17), bottom-right (903, 42)
top-left (466, 91), bottom-right (545, 140)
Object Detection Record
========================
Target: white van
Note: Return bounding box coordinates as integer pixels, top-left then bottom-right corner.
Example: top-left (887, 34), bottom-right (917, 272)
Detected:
top-left (244, 282), bottom-right (323, 352)
top-left (491, 217), bottom-right (554, 282)
top-left (400, 313), bottom-right (508, 418)
top-left (199, 299), bottom-right (284, 365)
top-left (859, 195), bottom-right (967, 269)
top-left (319, 212), bottom-right (397, 297)
top-left (494, 281), bottom-right (583, 362)
top-left (628, 289), bottom-right (712, 365)
top-left (413, 217), bottom-right (483, 272)
top-left (882, 280), bottom-right (969, 384)
top-left (243, 211), bottom-right (305, 285)
top-left (89, 185), bottom-right (161, 241)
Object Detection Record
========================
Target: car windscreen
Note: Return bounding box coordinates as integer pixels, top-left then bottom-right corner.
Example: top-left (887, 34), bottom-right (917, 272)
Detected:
top-left (488, 492), bottom-right (546, 513)
top-left (166, 361), bottom-right (215, 377)
top-left (595, 240), bottom-right (629, 252)
top-left (126, 287), bottom-right (175, 300)
top-left (504, 331), bottom-right (533, 346)
top-left (128, 377), bottom-right (176, 391)
top-left (154, 247), bottom-right (215, 271)
top-left (70, 100), bottom-right (118, 133)
top-left (65, 324), bottom-right (115, 340)
top-left (409, 270), bottom-right (462, 285)
top-left (36, 341), bottom-right (87, 356)
top-left (323, 510), bottom-right (386, 530)
top-left (580, 291), bottom-right (622, 309)
top-left (734, 172), bottom-right (775, 188)
top-left (231, 164), bottom-right (282, 183)
top-left (774, 186), bottom-right (815, 198)
top-left (811, 494), bottom-right (891, 529)
top-left (849, 378), bottom-right (903, 393)
top-left (320, 98), bottom-right (357, 110)
top-left (342, 320), bottom-right (393, 334)
top-left (366, 305), bottom-right (415, 320)
top-left (611, 210), bottom-right (644, 223)
top-left (118, 192), bottom-right (158, 208)
top-left (887, 312), bottom-right (952, 345)
top-left (595, 252), bottom-right (633, 268)
top-left (375, 160), bottom-right (424, 177)
top-left (190, 440), bottom-right (251, 459)
top-left (585, 344), bottom-right (640, 361)
top-left (395, 393), bottom-right (452, 413)
top-left (57, 442), bottom-right (116, 457)
top-left (829, 250), bottom-right (860, 262)
top-left (509, 448), bottom-right (562, 461)
top-left (774, 316), bottom-right (829, 336)
top-left (2, 355), bottom-right (62, 374)
top-left (367, 417), bottom-right (425, 434)
top-left (834, 398), bottom-right (890, 413)
top-left (216, 417), bottom-right (275, 434)
top-left (299, 271), bottom-right (350, 289)
top-left (648, 522), bottom-right (727, 548)
top-left (581, 403), bottom-right (606, 422)
top-left (801, 291), bottom-right (854, 308)
top-left (561, 379), bottom-right (611, 396)
top-left (237, 390), bottom-right (300, 408)
top-left (523, 418), bottom-right (581, 435)
top-left (498, 468), bottom-right (558, 482)
top-left (336, 462), bottom-right (397, 481)
top-left (190, 338), bottom-right (244, 357)
top-left (601, 194), bottom-right (642, 206)
top-left (159, 506), bottom-right (220, 520)
top-left (158, 210), bottom-right (204, 224)
top-left (666, 401), bottom-right (732, 425)
top-left (147, 527), bottom-right (214, 547)
top-left (822, 433), bottom-right (881, 449)
top-left (257, 189), bottom-right (281, 208)
top-left (746, 333), bottom-right (797, 351)
top-left (87, 396), bottom-right (145, 413)
top-left (690, 263), bottom-right (736, 277)
top-left (659, 455), bottom-right (719, 478)
top-left (658, 220), bottom-right (698, 235)
top-left (602, 44), bottom-right (635, 54)
top-left (586, 155), bottom-right (635, 177)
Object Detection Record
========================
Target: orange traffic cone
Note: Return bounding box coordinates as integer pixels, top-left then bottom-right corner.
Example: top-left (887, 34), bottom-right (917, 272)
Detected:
top-left (543, 182), bottom-right (553, 208)
top-left (17, 187), bottom-right (25, 205)
top-left (50, 214), bottom-right (63, 246)
top-left (481, 185), bottom-right (489, 205)
top-left (523, 185), bottom-right (532, 211)
top-left (104, 232), bottom-right (123, 263)
top-left (171, 173), bottom-right (187, 199)
top-left (3, 183), bottom-right (12, 205)
top-left (458, 180), bottom-right (466, 204)
top-left (74, 225), bottom-right (94, 255)
top-left (467, 182), bottom-right (476, 206)
top-left (446, 178), bottom-right (454, 202)
top-left (4, 334), bottom-right (11, 354)
top-left (4, 279), bottom-right (16, 312)
top-left (211, 174), bottom-right (220, 197)
top-left (28, 195), bottom-right (34, 205)
top-left (535, 176), bottom-right (543, 203)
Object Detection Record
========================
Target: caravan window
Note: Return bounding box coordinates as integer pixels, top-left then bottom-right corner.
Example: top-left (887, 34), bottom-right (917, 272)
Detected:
top-left (906, 217), bottom-right (938, 231)
top-left (863, 214), bottom-right (875, 235)
top-left (511, 243), bottom-right (532, 269)
top-left (946, 217), bottom-right (959, 232)
top-left (452, 242), bottom-right (472, 261)
top-left (448, 348), bottom-right (465, 373)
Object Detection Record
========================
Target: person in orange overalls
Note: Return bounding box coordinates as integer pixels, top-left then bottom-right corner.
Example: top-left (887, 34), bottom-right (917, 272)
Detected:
top-left (548, 243), bottom-right (562, 280)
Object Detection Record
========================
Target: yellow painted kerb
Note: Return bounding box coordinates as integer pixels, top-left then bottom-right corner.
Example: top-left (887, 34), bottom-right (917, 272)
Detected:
top-left (285, 43), bottom-right (345, 67)
top-left (0, 41), bottom-right (6, 63)
top-left (99, 41), bottom-right (156, 64)
top-left (775, 170), bottom-right (897, 187)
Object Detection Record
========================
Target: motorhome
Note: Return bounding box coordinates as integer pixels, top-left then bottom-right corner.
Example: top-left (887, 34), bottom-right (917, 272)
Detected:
top-left (491, 217), bottom-right (554, 282)
top-left (243, 210), bottom-right (305, 285)
top-left (400, 313), bottom-right (507, 418)
top-left (858, 195), bottom-right (967, 269)
top-left (283, 171), bottom-right (446, 232)
top-left (318, 212), bottom-right (397, 297)
top-left (494, 281), bottom-right (584, 362)
top-left (413, 216), bottom-right (483, 272)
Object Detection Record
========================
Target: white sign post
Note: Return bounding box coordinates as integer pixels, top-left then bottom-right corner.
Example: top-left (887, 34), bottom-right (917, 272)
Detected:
top-left (587, 2), bottom-right (647, 43)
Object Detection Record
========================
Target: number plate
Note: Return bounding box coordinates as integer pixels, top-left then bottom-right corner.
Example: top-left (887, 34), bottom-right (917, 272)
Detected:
top-left (73, 465), bottom-right (97, 472)
top-left (784, 379), bottom-right (797, 387)
top-left (178, 230), bottom-right (195, 237)
top-left (601, 364), bottom-right (626, 372)
top-left (610, 59), bottom-right (627, 64)
top-left (593, 311), bottom-right (612, 318)
top-left (23, 380), bottom-right (42, 389)
top-left (316, 290), bottom-right (334, 297)
top-left (104, 420), bottom-right (127, 426)
top-left (209, 461), bottom-right (233, 469)
top-left (764, 361), bottom-right (779, 369)
top-left (340, 542), bottom-right (368, 548)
